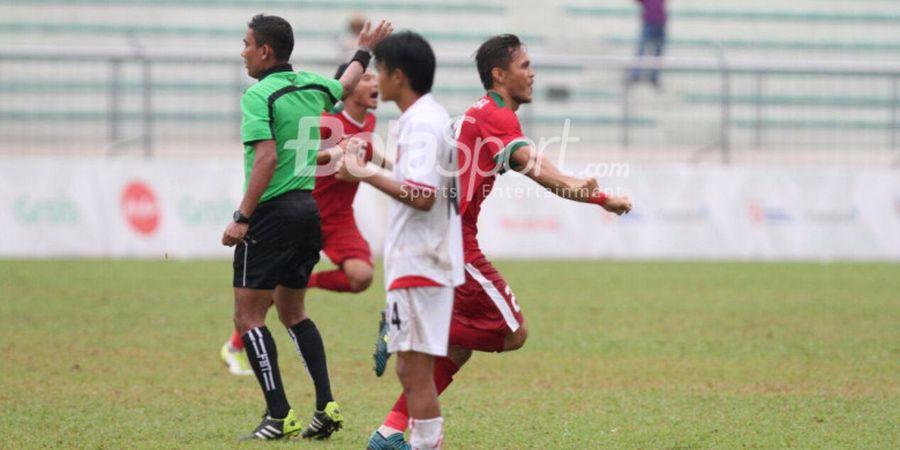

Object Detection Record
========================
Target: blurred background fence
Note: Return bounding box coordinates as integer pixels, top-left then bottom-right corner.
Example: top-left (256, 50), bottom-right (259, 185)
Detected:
top-left (2, 0), bottom-right (899, 165)
top-left (1, 47), bottom-right (898, 166)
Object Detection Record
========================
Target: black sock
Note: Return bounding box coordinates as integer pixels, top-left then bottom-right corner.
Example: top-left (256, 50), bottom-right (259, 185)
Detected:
top-left (287, 318), bottom-right (333, 411)
top-left (242, 326), bottom-right (290, 419)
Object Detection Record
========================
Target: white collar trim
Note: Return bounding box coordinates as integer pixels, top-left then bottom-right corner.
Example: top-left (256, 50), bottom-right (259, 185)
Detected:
top-left (341, 110), bottom-right (367, 128)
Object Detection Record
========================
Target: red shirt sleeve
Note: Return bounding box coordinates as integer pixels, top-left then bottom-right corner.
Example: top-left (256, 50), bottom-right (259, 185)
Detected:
top-left (479, 108), bottom-right (528, 168)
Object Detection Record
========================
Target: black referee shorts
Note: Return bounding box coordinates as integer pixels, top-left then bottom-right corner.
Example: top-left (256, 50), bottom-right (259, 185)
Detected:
top-left (233, 190), bottom-right (321, 290)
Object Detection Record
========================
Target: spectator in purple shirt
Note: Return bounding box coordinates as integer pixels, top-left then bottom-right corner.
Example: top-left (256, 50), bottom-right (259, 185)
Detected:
top-left (628, 0), bottom-right (667, 88)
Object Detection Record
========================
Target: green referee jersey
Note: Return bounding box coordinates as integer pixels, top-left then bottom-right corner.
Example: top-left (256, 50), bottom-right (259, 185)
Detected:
top-left (240, 64), bottom-right (344, 203)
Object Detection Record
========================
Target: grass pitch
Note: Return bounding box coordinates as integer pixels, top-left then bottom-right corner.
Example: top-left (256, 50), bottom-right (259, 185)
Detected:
top-left (0, 260), bottom-right (897, 449)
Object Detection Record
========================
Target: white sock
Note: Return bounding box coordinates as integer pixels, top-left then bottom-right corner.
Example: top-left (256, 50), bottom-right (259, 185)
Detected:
top-left (409, 417), bottom-right (443, 450)
top-left (378, 425), bottom-right (403, 437)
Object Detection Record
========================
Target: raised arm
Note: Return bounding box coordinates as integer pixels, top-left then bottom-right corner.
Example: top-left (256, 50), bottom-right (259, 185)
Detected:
top-left (338, 20), bottom-right (393, 100)
top-left (509, 145), bottom-right (632, 215)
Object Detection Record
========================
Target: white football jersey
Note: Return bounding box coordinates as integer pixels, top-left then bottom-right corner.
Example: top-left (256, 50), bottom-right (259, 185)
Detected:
top-left (384, 93), bottom-right (465, 290)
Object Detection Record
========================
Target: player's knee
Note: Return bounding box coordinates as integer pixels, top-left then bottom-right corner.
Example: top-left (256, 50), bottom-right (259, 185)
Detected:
top-left (504, 324), bottom-right (529, 351)
top-left (344, 262), bottom-right (373, 293)
top-left (233, 314), bottom-right (261, 335)
top-left (447, 345), bottom-right (473, 368)
top-left (394, 354), bottom-right (432, 389)
top-left (273, 289), bottom-right (307, 327)
top-left (276, 309), bottom-right (307, 328)
top-left (394, 360), bottom-right (419, 388)
top-left (347, 272), bottom-right (373, 293)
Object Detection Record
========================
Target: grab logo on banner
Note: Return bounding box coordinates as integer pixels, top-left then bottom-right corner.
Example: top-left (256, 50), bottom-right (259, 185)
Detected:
top-left (121, 180), bottom-right (160, 237)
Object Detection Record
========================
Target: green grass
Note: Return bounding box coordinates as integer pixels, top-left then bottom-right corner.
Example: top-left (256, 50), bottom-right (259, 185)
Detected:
top-left (0, 260), bottom-right (898, 449)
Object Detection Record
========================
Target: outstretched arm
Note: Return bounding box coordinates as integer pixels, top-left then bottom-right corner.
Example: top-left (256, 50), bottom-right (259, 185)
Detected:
top-left (509, 145), bottom-right (632, 215)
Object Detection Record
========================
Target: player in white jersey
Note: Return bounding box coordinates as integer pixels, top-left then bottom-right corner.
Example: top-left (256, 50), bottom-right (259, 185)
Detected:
top-left (337, 31), bottom-right (462, 450)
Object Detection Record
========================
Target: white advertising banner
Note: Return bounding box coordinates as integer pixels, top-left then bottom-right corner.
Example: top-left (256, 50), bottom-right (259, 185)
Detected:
top-left (1, 157), bottom-right (244, 258)
top-left (1, 157), bottom-right (898, 260)
top-left (478, 165), bottom-right (900, 260)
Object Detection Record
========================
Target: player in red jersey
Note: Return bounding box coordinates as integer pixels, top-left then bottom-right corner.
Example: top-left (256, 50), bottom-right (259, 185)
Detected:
top-left (366, 34), bottom-right (632, 449)
top-left (222, 63), bottom-right (390, 376)
top-left (311, 62), bottom-right (392, 294)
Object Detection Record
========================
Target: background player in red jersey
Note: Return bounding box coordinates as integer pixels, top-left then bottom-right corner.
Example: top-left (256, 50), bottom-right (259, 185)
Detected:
top-left (221, 63), bottom-right (390, 377)
top-left (311, 62), bottom-right (393, 294)
top-left (367, 34), bottom-right (632, 448)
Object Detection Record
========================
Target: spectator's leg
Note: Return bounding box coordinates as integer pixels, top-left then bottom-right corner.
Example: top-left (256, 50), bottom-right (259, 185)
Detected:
top-left (649, 24), bottom-right (666, 85)
top-left (629, 23), bottom-right (650, 82)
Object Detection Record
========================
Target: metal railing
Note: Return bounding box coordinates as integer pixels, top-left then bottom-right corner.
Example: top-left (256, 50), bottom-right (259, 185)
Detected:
top-left (570, 52), bottom-right (900, 163)
top-left (1, 45), bottom-right (898, 163)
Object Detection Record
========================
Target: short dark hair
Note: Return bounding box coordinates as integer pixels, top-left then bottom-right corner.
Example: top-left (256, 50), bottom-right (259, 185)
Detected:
top-left (475, 34), bottom-right (523, 90)
top-left (334, 62), bottom-right (350, 79)
top-left (248, 14), bottom-right (294, 62)
top-left (373, 31), bottom-right (435, 95)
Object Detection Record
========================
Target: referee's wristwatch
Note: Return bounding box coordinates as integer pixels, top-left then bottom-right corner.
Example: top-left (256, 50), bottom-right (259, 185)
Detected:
top-left (233, 210), bottom-right (250, 224)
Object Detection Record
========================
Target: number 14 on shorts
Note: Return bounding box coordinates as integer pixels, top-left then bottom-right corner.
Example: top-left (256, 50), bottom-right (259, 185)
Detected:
top-left (383, 287), bottom-right (455, 355)
top-left (388, 301), bottom-right (402, 330)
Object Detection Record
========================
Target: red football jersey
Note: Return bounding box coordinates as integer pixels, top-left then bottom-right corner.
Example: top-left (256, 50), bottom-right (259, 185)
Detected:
top-left (314, 110), bottom-right (376, 225)
top-left (456, 92), bottom-right (528, 262)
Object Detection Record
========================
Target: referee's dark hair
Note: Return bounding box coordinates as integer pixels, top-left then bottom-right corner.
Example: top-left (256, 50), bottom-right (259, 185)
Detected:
top-left (248, 14), bottom-right (294, 62)
top-left (373, 31), bottom-right (435, 96)
top-left (475, 34), bottom-right (523, 90)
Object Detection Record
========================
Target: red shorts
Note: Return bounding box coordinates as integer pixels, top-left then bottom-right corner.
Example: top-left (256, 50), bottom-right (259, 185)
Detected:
top-left (320, 218), bottom-right (373, 267)
top-left (452, 255), bottom-right (525, 335)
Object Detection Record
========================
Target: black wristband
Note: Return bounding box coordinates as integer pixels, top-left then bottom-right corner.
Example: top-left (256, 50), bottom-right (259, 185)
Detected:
top-left (350, 49), bottom-right (372, 70)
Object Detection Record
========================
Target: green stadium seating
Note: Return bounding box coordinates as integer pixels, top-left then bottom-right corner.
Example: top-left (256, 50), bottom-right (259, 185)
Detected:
top-left (0, 22), bottom-right (542, 43)
top-left (565, 5), bottom-right (900, 24)
top-left (0, 109), bottom-right (656, 127)
top-left (2, 0), bottom-right (896, 152)
top-left (733, 118), bottom-right (895, 130)
top-left (16, 0), bottom-right (505, 13)
top-left (601, 36), bottom-right (900, 54)
top-left (682, 93), bottom-right (894, 109)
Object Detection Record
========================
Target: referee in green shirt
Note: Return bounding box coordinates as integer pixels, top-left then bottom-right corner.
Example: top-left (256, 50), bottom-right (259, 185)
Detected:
top-left (221, 14), bottom-right (392, 441)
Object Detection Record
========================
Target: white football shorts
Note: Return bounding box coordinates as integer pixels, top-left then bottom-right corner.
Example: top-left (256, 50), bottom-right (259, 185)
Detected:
top-left (384, 286), bottom-right (454, 356)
